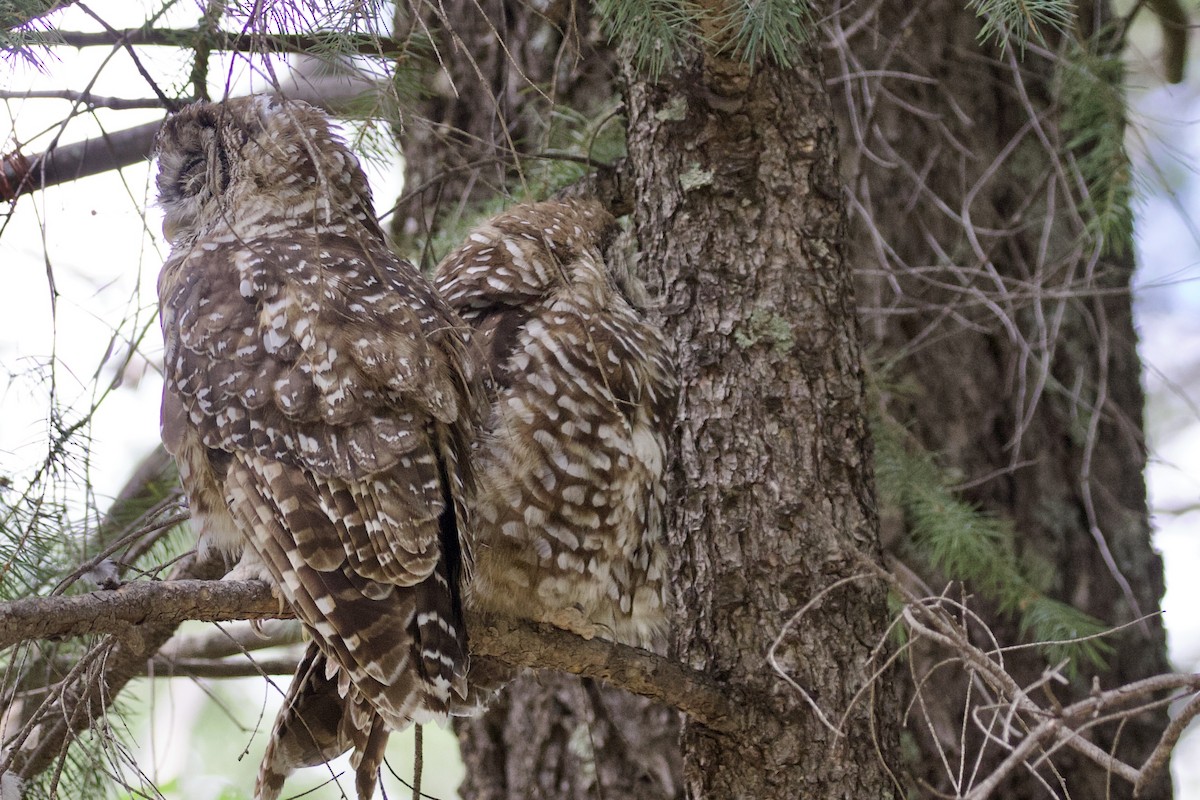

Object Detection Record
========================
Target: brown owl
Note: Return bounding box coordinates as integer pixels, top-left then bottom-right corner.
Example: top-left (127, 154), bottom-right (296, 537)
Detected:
top-left (434, 199), bottom-right (674, 653)
top-left (154, 97), bottom-right (478, 800)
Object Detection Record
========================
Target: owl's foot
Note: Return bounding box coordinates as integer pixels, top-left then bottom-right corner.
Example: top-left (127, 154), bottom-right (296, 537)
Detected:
top-left (540, 606), bottom-right (598, 640)
top-left (224, 549), bottom-right (273, 584)
top-left (225, 552), bottom-right (287, 633)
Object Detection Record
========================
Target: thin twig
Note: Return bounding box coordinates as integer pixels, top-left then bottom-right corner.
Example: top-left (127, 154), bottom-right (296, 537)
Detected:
top-left (0, 90), bottom-right (167, 109)
top-left (1134, 690), bottom-right (1200, 797)
top-left (412, 724), bottom-right (422, 800)
top-left (38, 28), bottom-right (409, 57)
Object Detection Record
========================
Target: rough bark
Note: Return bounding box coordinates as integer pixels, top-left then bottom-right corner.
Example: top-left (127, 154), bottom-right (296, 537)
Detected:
top-left (622, 31), bottom-right (898, 800)
top-left (375, 1), bottom-right (1166, 796)
top-left (419, 3), bottom-right (902, 796)
top-left (3, 1), bottom-right (1173, 796)
top-left (455, 674), bottom-right (682, 800)
top-left (825, 1), bottom-right (1170, 796)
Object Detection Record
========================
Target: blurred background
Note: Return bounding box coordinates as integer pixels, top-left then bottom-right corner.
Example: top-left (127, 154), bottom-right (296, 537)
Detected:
top-left (2, 1), bottom-right (1199, 797)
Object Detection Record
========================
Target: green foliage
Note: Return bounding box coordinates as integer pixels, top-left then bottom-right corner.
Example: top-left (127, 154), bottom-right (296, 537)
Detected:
top-left (1, 426), bottom-right (189, 799)
top-left (1058, 40), bottom-right (1135, 256)
top-left (409, 100), bottom-right (626, 272)
top-left (595, 0), bottom-right (816, 73)
top-left (0, 419), bottom-right (87, 601)
top-left (530, 101), bottom-right (627, 196)
top-left (1019, 596), bottom-right (1111, 671)
top-left (24, 720), bottom-right (135, 800)
top-left (966, 0), bottom-right (1074, 51)
top-left (0, 0), bottom-right (58, 67)
top-left (594, 0), bottom-right (704, 80)
top-left (873, 412), bottom-right (1113, 674)
top-left (719, 0), bottom-right (813, 68)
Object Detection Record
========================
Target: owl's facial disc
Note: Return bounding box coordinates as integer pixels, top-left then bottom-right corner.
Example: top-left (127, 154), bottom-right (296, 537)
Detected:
top-left (156, 114), bottom-right (236, 245)
top-left (159, 153), bottom-right (202, 241)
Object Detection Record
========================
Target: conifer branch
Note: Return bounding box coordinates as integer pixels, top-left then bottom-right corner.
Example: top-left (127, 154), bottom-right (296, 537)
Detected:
top-left (0, 579), bottom-right (741, 736)
top-left (0, 551), bottom-right (228, 783)
top-left (0, 0), bottom-right (77, 32)
top-left (36, 27), bottom-right (407, 57)
top-left (0, 579), bottom-right (280, 648)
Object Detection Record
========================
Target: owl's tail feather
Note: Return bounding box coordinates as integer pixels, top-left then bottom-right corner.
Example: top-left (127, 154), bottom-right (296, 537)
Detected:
top-left (224, 454), bottom-right (468, 798)
top-left (254, 642), bottom-right (387, 800)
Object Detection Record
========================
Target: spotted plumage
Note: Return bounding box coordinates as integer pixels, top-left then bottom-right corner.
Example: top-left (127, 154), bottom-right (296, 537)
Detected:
top-left (435, 199), bottom-right (674, 652)
top-left (154, 97), bottom-right (478, 800)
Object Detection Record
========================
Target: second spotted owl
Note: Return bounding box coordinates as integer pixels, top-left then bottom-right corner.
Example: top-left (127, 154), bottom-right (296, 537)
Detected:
top-left (436, 199), bottom-right (676, 651)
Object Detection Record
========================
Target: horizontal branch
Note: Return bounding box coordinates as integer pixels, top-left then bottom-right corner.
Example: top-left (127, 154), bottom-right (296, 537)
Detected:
top-left (44, 28), bottom-right (405, 57)
top-left (0, 579), bottom-right (282, 649)
top-left (0, 578), bottom-right (741, 733)
top-left (2, 551), bottom-right (229, 781)
top-left (0, 89), bottom-right (167, 109)
top-left (1, 118), bottom-right (163, 200)
top-left (1, 82), bottom-right (384, 200)
top-left (158, 618), bottom-right (303, 660)
top-left (148, 653), bottom-right (302, 679)
top-left (468, 611), bottom-right (739, 732)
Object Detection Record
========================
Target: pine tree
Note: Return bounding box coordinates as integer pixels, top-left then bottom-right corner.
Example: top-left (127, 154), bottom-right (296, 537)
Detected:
top-left (0, 1), bottom-right (1183, 797)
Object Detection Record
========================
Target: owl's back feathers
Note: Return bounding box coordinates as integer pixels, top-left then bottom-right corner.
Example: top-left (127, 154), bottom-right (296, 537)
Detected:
top-left (155, 97), bottom-right (477, 800)
top-left (436, 199), bottom-right (675, 651)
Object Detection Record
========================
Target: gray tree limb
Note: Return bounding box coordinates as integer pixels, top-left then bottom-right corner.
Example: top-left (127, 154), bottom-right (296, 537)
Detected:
top-left (0, 578), bottom-right (741, 733)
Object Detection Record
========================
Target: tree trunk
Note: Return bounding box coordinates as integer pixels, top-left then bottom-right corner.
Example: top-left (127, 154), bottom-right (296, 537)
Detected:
top-left (826, 1), bottom-right (1170, 795)
top-left (409, 2), bottom-right (1168, 798)
top-left (622, 30), bottom-right (899, 800)
top-left (455, 674), bottom-right (681, 799)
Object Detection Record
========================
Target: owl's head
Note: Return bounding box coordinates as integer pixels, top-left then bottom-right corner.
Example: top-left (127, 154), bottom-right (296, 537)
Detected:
top-left (154, 96), bottom-right (380, 246)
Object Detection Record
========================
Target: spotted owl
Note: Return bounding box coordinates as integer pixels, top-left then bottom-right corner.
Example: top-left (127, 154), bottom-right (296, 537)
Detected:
top-left (434, 199), bottom-right (674, 651)
top-left (154, 97), bottom-right (478, 800)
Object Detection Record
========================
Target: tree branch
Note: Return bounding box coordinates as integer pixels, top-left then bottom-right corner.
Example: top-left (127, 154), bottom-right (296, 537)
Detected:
top-left (0, 578), bottom-right (741, 734)
top-left (0, 550), bottom-right (228, 782)
top-left (41, 27), bottom-right (406, 57)
top-left (158, 618), bottom-right (303, 660)
top-left (0, 119), bottom-right (163, 201)
top-left (0, 579), bottom-right (282, 648)
top-left (0, 80), bottom-right (386, 200)
top-left (468, 611), bottom-right (739, 733)
top-left (1147, 0), bottom-right (1189, 83)
top-left (147, 653), bottom-right (302, 679)
top-left (875, 560), bottom-right (1199, 797)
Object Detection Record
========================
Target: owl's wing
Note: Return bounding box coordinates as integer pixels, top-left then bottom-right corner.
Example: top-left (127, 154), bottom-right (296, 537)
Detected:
top-left (160, 228), bottom-right (474, 730)
top-left (433, 200), bottom-right (674, 651)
